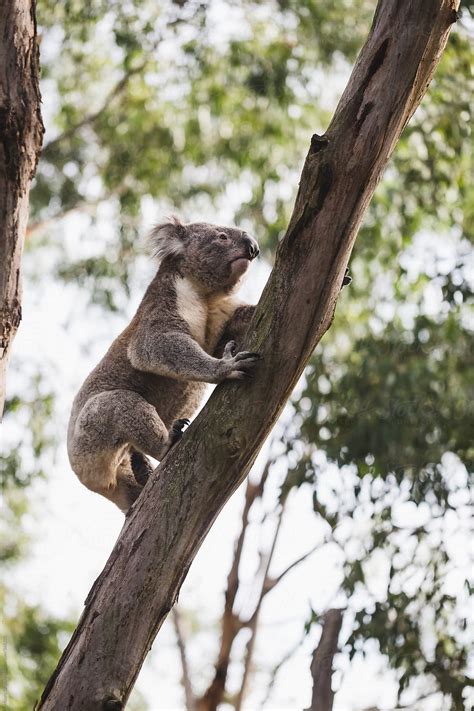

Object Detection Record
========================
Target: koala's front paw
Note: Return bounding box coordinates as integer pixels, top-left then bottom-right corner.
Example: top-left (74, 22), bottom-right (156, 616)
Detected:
top-left (220, 341), bottom-right (262, 381)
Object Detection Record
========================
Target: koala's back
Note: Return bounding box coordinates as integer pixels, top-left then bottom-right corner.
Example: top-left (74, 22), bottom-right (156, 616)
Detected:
top-left (69, 270), bottom-right (209, 436)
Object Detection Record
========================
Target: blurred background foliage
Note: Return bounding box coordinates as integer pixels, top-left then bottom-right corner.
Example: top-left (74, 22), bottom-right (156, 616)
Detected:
top-left (1, 0), bottom-right (472, 708)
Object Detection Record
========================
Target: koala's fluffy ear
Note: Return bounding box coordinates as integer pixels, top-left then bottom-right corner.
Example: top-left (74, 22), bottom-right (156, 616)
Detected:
top-left (147, 216), bottom-right (186, 263)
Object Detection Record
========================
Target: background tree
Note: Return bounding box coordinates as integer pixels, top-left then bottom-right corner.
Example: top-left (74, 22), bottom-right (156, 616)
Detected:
top-left (0, 0), bottom-right (44, 413)
top-left (1, 0), bottom-right (472, 709)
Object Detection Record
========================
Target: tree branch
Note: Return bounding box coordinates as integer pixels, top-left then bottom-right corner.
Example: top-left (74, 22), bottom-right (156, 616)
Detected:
top-left (260, 637), bottom-right (305, 709)
top-left (38, 2), bottom-right (459, 708)
top-left (41, 59), bottom-right (150, 160)
top-left (234, 499), bottom-right (286, 711)
top-left (172, 607), bottom-right (196, 711)
top-left (305, 609), bottom-right (343, 711)
top-left (197, 458), bottom-right (273, 711)
top-left (26, 199), bottom-right (101, 238)
top-left (262, 543), bottom-right (320, 597)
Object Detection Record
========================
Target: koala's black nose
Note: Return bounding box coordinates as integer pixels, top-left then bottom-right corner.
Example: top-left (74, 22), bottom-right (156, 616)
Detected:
top-left (245, 236), bottom-right (260, 260)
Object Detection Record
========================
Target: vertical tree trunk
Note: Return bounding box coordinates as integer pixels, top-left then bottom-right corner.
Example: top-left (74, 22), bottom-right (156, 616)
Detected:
top-left (39, 1), bottom-right (459, 708)
top-left (305, 610), bottom-right (343, 711)
top-left (0, 0), bottom-right (44, 415)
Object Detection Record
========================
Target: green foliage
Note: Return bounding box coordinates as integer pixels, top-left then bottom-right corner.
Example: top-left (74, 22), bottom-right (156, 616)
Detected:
top-left (300, 314), bottom-right (473, 500)
top-left (32, 0), bottom-right (473, 310)
top-left (0, 380), bottom-right (74, 709)
top-left (0, 586), bottom-right (75, 711)
top-left (1, 379), bottom-right (56, 562)
top-left (349, 590), bottom-right (472, 708)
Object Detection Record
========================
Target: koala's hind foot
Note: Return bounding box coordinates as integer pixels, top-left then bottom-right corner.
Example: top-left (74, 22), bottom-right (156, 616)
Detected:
top-left (75, 455), bottom-right (144, 514)
top-left (130, 450), bottom-right (154, 486)
top-left (170, 418), bottom-right (190, 442)
top-left (113, 470), bottom-right (144, 513)
top-left (160, 418), bottom-right (190, 457)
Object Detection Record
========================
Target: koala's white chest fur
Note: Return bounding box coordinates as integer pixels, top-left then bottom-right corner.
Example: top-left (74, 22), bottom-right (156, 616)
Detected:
top-left (175, 277), bottom-right (207, 345)
top-left (175, 276), bottom-right (242, 352)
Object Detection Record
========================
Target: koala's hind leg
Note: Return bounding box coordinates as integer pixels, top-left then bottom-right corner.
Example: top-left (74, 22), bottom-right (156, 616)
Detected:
top-left (69, 390), bottom-right (170, 511)
top-left (130, 450), bottom-right (154, 486)
top-left (108, 456), bottom-right (144, 512)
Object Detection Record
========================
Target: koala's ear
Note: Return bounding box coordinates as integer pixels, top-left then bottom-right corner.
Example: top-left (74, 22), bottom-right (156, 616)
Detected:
top-left (146, 216), bottom-right (186, 263)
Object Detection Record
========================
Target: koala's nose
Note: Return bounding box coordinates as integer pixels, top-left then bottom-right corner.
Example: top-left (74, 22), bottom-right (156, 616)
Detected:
top-left (245, 237), bottom-right (260, 260)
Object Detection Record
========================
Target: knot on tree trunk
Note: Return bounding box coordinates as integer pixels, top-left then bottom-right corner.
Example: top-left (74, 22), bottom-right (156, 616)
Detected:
top-left (102, 694), bottom-right (124, 710)
top-left (310, 133), bottom-right (329, 154)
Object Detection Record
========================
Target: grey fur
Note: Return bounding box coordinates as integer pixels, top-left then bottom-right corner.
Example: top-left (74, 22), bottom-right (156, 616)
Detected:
top-left (146, 215), bottom-right (186, 263)
top-left (67, 218), bottom-right (260, 513)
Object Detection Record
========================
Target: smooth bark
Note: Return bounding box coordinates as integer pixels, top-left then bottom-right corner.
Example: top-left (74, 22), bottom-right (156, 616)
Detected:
top-left (38, 1), bottom-right (459, 708)
top-left (0, 0), bottom-right (44, 415)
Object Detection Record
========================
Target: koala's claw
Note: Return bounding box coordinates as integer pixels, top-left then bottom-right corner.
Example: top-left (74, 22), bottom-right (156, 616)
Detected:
top-left (224, 352), bottom-right (261, 380)
top-left (223, 340), bottom-right (238, 358)
top-left (234, 351), bottom-right (261, 362)
top-left (169, 418), bottom-right (190, 445)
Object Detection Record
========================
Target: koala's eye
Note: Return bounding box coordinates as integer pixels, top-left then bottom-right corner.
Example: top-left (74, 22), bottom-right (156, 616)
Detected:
top-left (218, 232), bottom-right (229, 241)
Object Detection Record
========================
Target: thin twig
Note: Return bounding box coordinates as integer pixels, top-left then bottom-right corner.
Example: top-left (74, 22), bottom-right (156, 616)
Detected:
top-left (42, 47), bottom-right (158, 158)
top-left (234, 499), bottom-right (287, 711)
top-left (262, 543), bottom-right (320, 597)
top-left (260, 637), bottom-right (306, 708)
top-left (172, 607), bottom-right (196, 711)
top-left (197, 458), bottom-right (274, 711)
top-left (27, 200), bottom-right (100, 237)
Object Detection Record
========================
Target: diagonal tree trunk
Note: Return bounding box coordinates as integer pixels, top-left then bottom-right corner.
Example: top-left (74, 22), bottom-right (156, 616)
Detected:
top-left (0, 0), bottom-right (44, 416)
top-left (38, 1), bottom-right (459, 708)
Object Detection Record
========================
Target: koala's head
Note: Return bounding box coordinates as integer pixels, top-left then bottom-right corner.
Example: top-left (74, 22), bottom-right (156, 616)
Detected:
top-left (147, 216), bottom-right (259, 292)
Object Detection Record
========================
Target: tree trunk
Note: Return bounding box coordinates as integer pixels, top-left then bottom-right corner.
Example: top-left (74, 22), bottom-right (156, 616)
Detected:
top-left (38, 1), bottom-right (459, 708)
top-left (0, 0), bottom-right (44, 416)
top-left (305, 609), bottom-right (343, 711)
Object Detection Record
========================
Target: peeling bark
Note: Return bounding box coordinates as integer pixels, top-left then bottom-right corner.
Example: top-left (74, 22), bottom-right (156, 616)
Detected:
top-left (0, 0), bottom-right (44, 415)
top-left (38, 1), bottom-right (459, 708)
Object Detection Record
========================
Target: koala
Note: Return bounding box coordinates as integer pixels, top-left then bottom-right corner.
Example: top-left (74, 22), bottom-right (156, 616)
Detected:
top-left (67, 217), bottom-right (260, 513)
